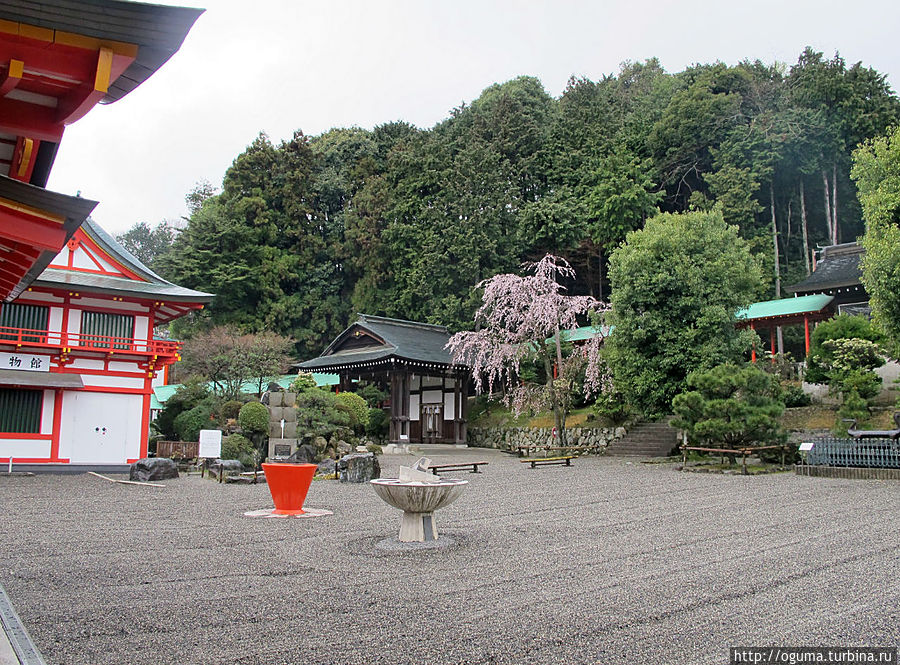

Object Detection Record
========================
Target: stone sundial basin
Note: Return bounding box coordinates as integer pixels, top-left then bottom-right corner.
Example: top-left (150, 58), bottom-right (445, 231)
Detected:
top-left (370, 459), bottom-right (467, 542)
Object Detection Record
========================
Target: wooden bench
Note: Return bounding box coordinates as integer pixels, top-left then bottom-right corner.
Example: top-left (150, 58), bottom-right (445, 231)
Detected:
top-left (521, 456), bottom-right (575, 469)
top-left (428, 461), bottom-right (489, 474)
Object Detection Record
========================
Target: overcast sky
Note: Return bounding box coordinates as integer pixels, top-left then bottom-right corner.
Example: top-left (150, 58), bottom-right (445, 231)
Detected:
top-left (45, 0), bottom-right (900, 236)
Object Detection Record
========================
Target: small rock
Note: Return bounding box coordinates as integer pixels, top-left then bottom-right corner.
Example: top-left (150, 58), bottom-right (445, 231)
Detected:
top-left (336, 440), bottom-right (352, 455)
top-left (337, 452), bottom-right (380, 483)
top-left (208, 459), bottom-right (243, 479)
top-left (288, 444), bottom-right (317, 464)
top-left (316, 458), bottom-right (336, 476)
top-left (130, 458), bottom-right (179, 482)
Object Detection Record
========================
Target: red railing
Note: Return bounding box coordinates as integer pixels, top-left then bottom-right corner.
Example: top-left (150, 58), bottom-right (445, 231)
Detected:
top-left (0, 326), bottom-right (181, 356)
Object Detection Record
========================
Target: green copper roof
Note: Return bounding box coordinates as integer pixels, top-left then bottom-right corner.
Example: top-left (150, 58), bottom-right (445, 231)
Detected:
top-left (545, 325), bottom-right (612, 345)
top-left (737, 294), bottom-right (834, 321)
top-left (152, 373), bottom-right (340, 405)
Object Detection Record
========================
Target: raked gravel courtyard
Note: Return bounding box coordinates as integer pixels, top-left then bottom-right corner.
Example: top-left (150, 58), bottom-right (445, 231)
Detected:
top-left (0, 447), bottom-right (898, 665)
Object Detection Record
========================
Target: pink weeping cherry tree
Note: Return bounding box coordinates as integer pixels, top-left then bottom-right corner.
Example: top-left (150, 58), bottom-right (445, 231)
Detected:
top-left (446, 254), bottom-right (610, 446)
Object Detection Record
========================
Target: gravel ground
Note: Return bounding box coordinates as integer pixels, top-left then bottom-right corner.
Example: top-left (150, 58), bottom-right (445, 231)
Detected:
top-left (0, 448), bottom-right (898, 665)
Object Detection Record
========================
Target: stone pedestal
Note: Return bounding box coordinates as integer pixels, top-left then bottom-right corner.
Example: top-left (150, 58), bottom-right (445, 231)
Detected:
top-left (400, 510), bottom-right (438, 542)
top-left (268, 438), bottom-right (298, 459)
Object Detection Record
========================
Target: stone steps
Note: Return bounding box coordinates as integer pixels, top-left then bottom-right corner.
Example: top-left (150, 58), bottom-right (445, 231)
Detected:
top-left (606, 418), bottom-right (679, 457)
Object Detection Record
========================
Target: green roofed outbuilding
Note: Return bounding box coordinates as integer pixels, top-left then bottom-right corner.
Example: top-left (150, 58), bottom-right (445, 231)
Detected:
top-left (736, 294), bottom-right (835, 359)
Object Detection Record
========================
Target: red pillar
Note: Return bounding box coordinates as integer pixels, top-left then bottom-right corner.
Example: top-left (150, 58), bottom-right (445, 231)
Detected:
top-left (750, 323), bottom-right (756, 363)
top-left (770, 328), bottom-right (776, 363)
top-left (804, 316), bottom-right (810, 356)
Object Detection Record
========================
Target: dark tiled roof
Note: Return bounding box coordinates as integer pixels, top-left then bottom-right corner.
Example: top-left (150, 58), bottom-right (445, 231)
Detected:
top-left (787, 243), bottom-right (863, 294)
top-left (33, 268), bottom-right (213, 301)
top-left (296, 314), bottom-right (460, 372)
top-left (0, 0), bottom-right (204, 104)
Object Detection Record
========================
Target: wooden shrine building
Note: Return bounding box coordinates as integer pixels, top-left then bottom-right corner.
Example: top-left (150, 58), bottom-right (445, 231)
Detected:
top-left (736, 242), bottom-right (870, 360)
top-left (786, 242), bottom-right (868, 317)
top-left (0, 218), bottom-right (212, 466)
top-left (296, 315), bottom-right (471, 445)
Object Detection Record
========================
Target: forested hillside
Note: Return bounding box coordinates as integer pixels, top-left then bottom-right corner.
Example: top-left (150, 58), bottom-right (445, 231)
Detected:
top-left (120, 49), bottom-right (900, 358)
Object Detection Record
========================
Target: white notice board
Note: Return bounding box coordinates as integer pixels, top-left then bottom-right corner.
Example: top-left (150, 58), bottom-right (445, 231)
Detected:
top-left (198, 429), bottom-right (223, 458)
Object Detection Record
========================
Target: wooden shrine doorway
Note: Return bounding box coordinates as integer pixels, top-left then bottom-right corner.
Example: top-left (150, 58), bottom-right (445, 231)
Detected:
top-left (421, 403), bottom-right (443, 443)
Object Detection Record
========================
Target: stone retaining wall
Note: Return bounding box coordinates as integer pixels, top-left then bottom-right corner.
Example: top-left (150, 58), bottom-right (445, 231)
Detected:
top-left (468, 426), bottom-right (625, 454)
top-left (794, 464), bottom-right (900, 480)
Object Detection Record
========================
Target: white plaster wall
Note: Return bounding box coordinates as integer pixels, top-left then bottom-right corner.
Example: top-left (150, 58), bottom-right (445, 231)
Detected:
top-left (74, 298), bottom-right (148, 313)
top-left (68, 358), bottom-right (104, 370)
top-left (108, 361), bottom-right (142, 373)
top-left (422, 389), bottom-right (442, 405)
top-left (71, 248), bottom-right (96, 270)
top-left (0, 439), bottom-right (50, 458)
top-left (40, 390), bottom-right (54, 435)
top-left (409, 393), bottom-right (420, 420)
top-left (48, 307), bottom-right (63, 334)
top-left (133, 316), bottom-right (149, 341)
top-left (59, 391), bottom-right (143, 463)
top-left (82, 374), bottom-right (145, 389)
top-left (410, 375), bottom-right (421, 390)
top-left (443, 391), bottom-right (455, 421)
top-left (67, 309), bottom-right (81, 336)
top-left (421, 376), bottom-right (443, 388)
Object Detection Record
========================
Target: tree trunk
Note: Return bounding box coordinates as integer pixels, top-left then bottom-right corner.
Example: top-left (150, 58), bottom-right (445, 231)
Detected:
top-left (784, 199), bottom-right (792, 271)
top-left (552, 330), bottom-right (567, 447)
top-left (771, 184), bottom-right (784, 357)
top-left (800, 179), bottom-right (811, 276)
top-left (598, 247), bottom-right (604, 301)
top-left (832, 162), bottom-right (839, 244)
top-left (822, 169), bottom-right (833, 245)
top-left (771, 184), bottom-right (781, 299)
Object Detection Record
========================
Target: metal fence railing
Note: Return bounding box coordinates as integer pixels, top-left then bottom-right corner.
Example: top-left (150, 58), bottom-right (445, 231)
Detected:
top-left (804, 438), bottom-right (900, 469)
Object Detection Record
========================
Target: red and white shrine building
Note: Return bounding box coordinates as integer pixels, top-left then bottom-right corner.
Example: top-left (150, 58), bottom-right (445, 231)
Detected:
top-left (0, 0), bottom-right (206, 468)
top-left (0, 219), bottom-right (211, 467)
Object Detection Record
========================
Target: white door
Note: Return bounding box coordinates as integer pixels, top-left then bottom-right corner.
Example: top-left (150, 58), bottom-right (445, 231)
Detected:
top-left (62, 392), bottom-right (134, 463)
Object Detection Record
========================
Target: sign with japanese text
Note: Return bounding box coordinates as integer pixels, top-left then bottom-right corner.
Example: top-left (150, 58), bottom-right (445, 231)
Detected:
top-left (198, 429), bottom-right (223, 458)
top-left (0, 352), bottom-right (50, 372)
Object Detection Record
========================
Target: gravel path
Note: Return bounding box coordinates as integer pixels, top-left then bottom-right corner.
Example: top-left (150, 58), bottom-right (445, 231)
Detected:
top-left (0, 450), bottom-right (897, 665)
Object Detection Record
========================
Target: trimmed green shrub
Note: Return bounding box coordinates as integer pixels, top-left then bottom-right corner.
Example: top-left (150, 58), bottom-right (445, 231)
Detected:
top-left (238, 401), bottom-right (269, 435)
top-left (365, 408), bottom-right (388, 438)
top-left (335, 392), bottom-right (369, 428)
top-left (295, 389), bottom-right (352, 439)
top-left (592, 388), bottom-right (632, 426)
top-left (356, 381), bottom-right (388, 408)
top-left (835, 389), bottom-right (870, 436)
top-left (174, 403), bottom-right (217, 442)
top-left (805, 315), bottom-right (884, 385)
top-left (155, 376), bottom-right (211, 440)
top-left (222, 433), bottom-right (256, 467)
top-left (220, 400), bottom-right (244, 421)
top-left (672, 363), bottom-right (786, 449)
